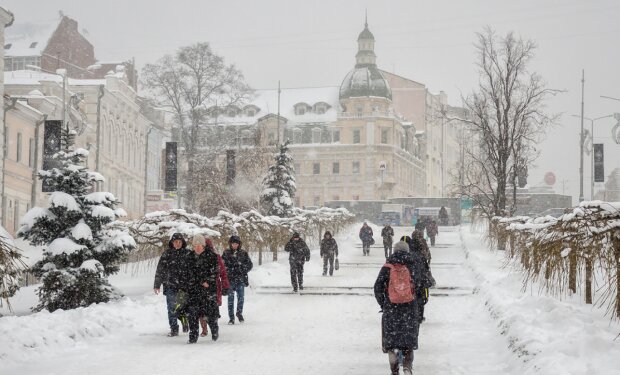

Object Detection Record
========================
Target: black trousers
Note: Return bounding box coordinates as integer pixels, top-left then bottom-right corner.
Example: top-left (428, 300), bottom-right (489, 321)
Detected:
top-left (323, 254), bottom-right (335, 275)
top-left (383, 241), bottom-right (392, 258)
top-left (290, 261), bottom-right (305, 290)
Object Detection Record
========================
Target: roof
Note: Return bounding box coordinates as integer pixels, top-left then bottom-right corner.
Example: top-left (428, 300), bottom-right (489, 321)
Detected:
top-left (4, 17), bottom-right (61, 57)
top-left (339, 65), bottom-right (392, 100)
top-left (4, 70), bottom-right (106, 86)
top-left (357, 24), bottom-right (375, 41)
top-left (212, 86), bottom-right (340, 125)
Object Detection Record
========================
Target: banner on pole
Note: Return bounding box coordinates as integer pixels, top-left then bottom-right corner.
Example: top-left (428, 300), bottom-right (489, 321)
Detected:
top-left (594, 143), bottom-right (604, 183)
top-left (164, 142), bottom-right (177, 191)
top-left (226, 149), bottom-right (236, 185)
top-left (41, 120), bottom-right (62, 192)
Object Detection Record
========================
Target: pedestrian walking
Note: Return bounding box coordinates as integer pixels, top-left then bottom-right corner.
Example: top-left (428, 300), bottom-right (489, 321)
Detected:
top-left (426, 220), bottom-right (439, 247)
top-left (199, 237), bottom-right (230, 340)
top-left (284, 232), bottom-right (310, 292)
top-left (359, 222), bottom-right (374, 256)
top-left (222, 235), bottom-right (253, 325)
top-left (320, 231), bottom-right (338, 276)
top-left (438, 206), bottom-right (449, 226)
top-left (153, 232), bottom-right (193, 337)
top-left (381, 224), bottom-right (394, 258)
top-left (374, 241), bottom-right (418, 375)
top-left (186, 234), bottom-right (219, 344)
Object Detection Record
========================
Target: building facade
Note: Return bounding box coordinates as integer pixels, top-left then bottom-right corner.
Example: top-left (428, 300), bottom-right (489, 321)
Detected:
top-left (0, 6), bottom-right (14, 229)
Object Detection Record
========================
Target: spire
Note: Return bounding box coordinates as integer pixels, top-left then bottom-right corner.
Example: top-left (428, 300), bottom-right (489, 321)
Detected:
top-left (365, 9), bottom-right (368, 28)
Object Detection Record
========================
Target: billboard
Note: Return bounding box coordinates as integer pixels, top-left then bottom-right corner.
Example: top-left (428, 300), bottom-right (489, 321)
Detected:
top-left (594, 143), bottom-right (604, 183)
top-left (41, 120), bottom-right (62, 192)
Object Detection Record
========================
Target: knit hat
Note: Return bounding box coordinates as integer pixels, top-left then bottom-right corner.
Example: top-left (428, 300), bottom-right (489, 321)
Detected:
top-left (191, 234), bottom-right (205, 247)
top-left (229, 235), bottom-right (242, 245)
top-left (393, 241), bottom-right (409, 253)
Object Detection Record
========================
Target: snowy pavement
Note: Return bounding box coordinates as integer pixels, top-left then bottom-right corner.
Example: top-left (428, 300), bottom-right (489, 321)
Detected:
top-left (1, 225), bottom-right (521, 374)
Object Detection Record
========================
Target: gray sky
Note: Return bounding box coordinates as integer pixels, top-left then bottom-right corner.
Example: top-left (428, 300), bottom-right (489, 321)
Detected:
top-left (5, 0), bottom-right (620, 203)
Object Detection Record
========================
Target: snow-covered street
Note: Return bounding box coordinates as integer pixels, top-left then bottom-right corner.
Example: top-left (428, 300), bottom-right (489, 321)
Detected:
top-left (1, 225), bottom-right (522, 375)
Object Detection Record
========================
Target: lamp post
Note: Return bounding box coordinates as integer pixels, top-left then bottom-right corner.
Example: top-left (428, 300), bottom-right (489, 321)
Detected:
top-left (571, 114), bottom-right (614, 200)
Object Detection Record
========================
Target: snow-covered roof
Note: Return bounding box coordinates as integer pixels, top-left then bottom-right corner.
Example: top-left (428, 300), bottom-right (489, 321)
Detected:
top-left (4, 17), bottom-right (61, 57)
top-left (4, 70), bottom-right (106, 87)
top-left (213, 86), bottom-right (340, 125)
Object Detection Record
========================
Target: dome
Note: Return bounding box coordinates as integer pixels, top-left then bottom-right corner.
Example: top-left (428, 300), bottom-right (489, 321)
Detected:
top-left (357, 25), bottom-right (374, 41)
top-left (339, 65), bottom-right (392, 100)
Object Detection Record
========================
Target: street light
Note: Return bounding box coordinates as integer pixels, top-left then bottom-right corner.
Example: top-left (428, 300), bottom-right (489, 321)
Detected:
top-left (571, 114), bottom-right (614, 200)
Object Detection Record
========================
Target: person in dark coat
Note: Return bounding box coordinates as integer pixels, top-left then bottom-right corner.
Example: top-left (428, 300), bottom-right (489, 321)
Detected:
top-left (381, 224), bottom-right (394, 258)
top-left (199, 237), bottom-right (230, 340)
top-left (186, 234), bottom-right (219, 344)
top-left (153, 232), bottom-right (193, 337)
top-left (284, 232), bottom-right (310, 292)
top-left (222, 235), bottom-right (253, 325)
top-left (438, 206), bottom-right (449, 226)
top-left (409, 232), bottom-right (435, 323)
top-left (374, 241), bottom-right (418, 375)
top-left (359, 222), bottom-right (374, 256)
top-left (320, 231), bottom-right (338, 276)
top-left (426, 220), bottom-right (439, 247)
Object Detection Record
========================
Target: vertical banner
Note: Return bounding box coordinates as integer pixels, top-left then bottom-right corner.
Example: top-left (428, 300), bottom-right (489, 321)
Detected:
top-left (164, 142), bottom-right (177, 191)
top-left (594, 143), bottom-right (604, 182)
top-left (42, 120), bottom-right (62, 192)
top-left (226, 149), bottom-right (236, 185)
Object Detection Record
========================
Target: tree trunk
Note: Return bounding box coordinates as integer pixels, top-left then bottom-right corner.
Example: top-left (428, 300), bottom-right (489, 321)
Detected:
top-left (568, 246), bottom-right (577, 294)
top-left (258, 247), bottom-right (263, 266)
top-left (585, 257), bottom-right (592, 304)
top-left (615, 239), bottom-right (620, 318)
top-left (272, 245), bottom-right (278, 261)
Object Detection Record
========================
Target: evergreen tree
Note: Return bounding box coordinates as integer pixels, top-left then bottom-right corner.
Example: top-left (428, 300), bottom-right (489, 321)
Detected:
top-left (260, 140), bottom-right (296, 217)
top-left (18, 127), bottom-right (136, 312)
top-left (0, 227), bottom-right (25, 312)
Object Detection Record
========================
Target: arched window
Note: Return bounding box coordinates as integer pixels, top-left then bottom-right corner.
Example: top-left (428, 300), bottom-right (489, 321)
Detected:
top-left (312, 128), bottom-right (321, 143)
top-left (293, 128), bottom-right (302, 144)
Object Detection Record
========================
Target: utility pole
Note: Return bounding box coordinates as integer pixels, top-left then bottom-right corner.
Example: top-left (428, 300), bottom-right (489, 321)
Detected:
top-left (579, 69), bottom-right (585, 202)
top-left (277, 81), bottom-right (281, 144)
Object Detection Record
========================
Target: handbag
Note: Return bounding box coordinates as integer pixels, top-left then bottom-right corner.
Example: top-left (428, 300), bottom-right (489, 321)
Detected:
top-left (335, 257), bottom-right (339, 271)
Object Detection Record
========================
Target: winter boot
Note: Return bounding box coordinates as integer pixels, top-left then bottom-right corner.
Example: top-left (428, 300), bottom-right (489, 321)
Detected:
top-left (212, 327), bottom-right (219, 341)
top-left (167, 328), bottom-right (179, 337)
top-left (236, 312), bottom-right (245, 323)
top-left (200, 318), bottom-right (208, 337)
top-left (228, 318), bottom-right (235, 325)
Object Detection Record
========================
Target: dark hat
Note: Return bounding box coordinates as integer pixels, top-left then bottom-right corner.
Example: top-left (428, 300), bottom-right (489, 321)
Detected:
top-left (168, 232), bottom-right (187, 248)
top-left (229, 235), bottom-right (241, 245)
top-left (292, 232), bottom-right (301, 238)
top-left (399, 235), bottom-right (412, 244)
top-left (323, 231), bottom-right (332, 238)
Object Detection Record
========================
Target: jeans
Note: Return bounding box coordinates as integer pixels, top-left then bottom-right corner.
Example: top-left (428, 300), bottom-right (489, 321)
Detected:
top-left (165, 290), bottom-right (179, 331)
top-left (383, 241), bottom-right (392, 258)
top-left (228, 282), bottom-right (245, 319)
top-left (323, 255), bottom-right (334, 276)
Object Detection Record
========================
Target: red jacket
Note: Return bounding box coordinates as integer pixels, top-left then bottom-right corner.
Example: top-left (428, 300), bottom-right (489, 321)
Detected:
top-left (206, 238), bottom-right (230, 306)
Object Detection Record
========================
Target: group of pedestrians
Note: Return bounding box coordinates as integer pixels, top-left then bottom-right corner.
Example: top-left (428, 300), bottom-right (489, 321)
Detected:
top-left (153, 233), bottom-right (253, 344)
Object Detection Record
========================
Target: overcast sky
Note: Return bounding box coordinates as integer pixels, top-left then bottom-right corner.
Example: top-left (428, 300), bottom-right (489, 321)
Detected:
top-left (4, 0), bottom-right (620, 203)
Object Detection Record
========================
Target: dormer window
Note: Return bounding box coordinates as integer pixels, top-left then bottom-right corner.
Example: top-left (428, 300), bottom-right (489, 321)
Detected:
top-left (29, 42), bottom-right (38, 48)
top-left (316, 106), bottom-right (326, 114)
top-left (243, 105), bottom-right (259, 117)
top-left (294, 103), bottom-right (310, 116)
top-left (3, 43), bottom-right (11, 49)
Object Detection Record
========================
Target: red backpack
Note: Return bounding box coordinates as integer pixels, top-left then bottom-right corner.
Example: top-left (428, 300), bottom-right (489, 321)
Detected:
top-left (384, 263), bottom-right (415, 304)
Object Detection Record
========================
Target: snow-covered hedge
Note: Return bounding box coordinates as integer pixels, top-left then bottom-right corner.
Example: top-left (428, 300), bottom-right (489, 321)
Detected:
top-left (488, 201), bottom-right (620, 318)
top-left (123, 207), bottom-right (355, 264)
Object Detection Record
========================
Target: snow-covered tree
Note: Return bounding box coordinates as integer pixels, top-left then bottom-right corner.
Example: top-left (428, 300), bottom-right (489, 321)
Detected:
top-left (0, 227), bottom-right (25, 312)
top-left (17, 128), bottom-right (136, 312)
top-left (260, 141), bottom-right (296, 217)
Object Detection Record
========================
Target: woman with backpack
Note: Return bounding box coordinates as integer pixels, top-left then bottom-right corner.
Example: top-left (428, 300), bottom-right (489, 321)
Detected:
top-left (373, 240), bottom-right (418, 375)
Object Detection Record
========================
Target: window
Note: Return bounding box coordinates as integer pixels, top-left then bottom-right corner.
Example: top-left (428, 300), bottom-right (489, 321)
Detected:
top-left (4, 43), bottom-right (11, 49)
top-left (267, 131), bottom-right (276, 145)
top-left (353, 129), bottom-right (361, 144)
top-left (381, 129), bottom-right (389, 144)
top-left (14, 200), bottom-right (20, 232)
top-left (332, 130), bottom-right (340, 143)
top-left (294, 163), bottom-right (300, 174)
top-left (313, 196), bottom-right (320, 206)
top-left (28, 138), bottom-right (34, 167)
top-left (353, 194), bottom-right (360, 200)
top-left (356, 104), bottom-right (363, 117)
top-left (316, 105), bottom-right (326, 114)
top-left (312, 128), bottom-right (321, 143)
top-left (332, 162), bottom-right (339, 174)
top-left (295, 105), bottom-right (306, 115)
top-left (293, 129), bottom-right (302, 144)
top-left (313, 162), bottom-right (320, 175)
top-left (29, 42), bottom-right (38, 49)
top-left (16, 133), bottom-right (22, 162)
top-left (352, 161), bottom-right (360, 174)
top-left (332, 195), bottom-right (340, 201)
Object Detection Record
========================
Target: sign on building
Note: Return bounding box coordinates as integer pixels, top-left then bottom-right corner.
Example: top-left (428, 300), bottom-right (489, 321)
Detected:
top-left (594, 143), bottom-right (604, 182)
top-left (164, 142), bottom-right (177, 191)
top-left (42, 120), bottom-right (62, 192)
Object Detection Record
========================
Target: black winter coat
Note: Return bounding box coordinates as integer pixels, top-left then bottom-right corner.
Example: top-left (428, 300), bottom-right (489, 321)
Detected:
top-left (374, 250), bottom-right (419, 351)
top-left (188, 249), bottom-right (220, 317)
top-left (285, 238), bottom-right (310, 263)
top-left (320, 237), bottom-right (338, 258)
top-left (381, 226), bottom-right (394, 244)
top-left (153, 247), bottom-right (193, 293)
top-left (359, 226), bottom-right (374, 245)
top-left (222, 247), bottom-right (253, 286)
top-left (411, 236), bottom-right (433, 290)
